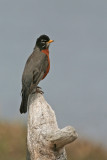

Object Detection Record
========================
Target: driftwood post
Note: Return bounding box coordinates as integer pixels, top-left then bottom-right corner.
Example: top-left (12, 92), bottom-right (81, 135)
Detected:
top-left (27, 92), bottom-right (78, 160)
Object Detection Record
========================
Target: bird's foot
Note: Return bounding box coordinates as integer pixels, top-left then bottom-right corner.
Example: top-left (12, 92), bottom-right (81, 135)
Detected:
top-left (36, 86), bottom-right (44, 94)
top-left (30, 84), bottom-right (44, 94)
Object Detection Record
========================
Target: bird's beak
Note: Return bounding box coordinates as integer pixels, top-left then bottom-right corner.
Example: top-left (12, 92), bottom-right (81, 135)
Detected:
top-left (48, 40), bottom-right (54, 43)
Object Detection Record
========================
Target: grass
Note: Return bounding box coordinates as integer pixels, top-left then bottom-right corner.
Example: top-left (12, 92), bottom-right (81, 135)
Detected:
top-left (0, 122), bottom-right (107, 160)
top-left (0, 122), bottom-right (26, 160)
top-left (66, 140), bottom-right (107, 160)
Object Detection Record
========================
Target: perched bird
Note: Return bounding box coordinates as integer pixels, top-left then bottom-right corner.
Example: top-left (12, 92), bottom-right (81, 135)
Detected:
top-left (20, 35), bottom-right (54, 114)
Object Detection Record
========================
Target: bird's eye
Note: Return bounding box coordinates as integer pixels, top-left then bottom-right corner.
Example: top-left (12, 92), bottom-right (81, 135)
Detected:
top-left (41, 39), bottom-right (47, 43)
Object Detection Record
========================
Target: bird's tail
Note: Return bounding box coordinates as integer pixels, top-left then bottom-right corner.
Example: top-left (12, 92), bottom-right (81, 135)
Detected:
top-left (20, 89), bottom-right (29, 114)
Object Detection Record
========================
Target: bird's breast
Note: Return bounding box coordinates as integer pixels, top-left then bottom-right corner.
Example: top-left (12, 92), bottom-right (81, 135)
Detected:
top-left (41, 49), bottom-right (50, 80)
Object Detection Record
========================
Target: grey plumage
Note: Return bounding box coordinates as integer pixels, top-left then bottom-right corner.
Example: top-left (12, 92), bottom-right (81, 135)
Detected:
top-left (20, 47), bottom-right (48, 113)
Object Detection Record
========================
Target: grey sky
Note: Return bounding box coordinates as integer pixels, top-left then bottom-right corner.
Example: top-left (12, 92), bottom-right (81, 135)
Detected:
top-left (0, 0), bottom-right (107, 146)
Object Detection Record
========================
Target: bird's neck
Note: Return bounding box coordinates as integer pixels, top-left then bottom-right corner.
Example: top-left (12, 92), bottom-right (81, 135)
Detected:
top-left (41, 49), bottom-right (49, 56)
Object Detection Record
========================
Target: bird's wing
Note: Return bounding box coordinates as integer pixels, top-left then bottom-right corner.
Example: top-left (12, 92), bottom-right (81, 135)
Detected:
top-left (22, 50), bottom-right (48, 89)
top-left (32, 57), bottom-right (47, 85)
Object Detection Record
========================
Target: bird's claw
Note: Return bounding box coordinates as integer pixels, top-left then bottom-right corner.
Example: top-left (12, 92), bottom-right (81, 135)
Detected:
top-left (36, 86), bottom-right (44, 94)
top-left (30, 86), bottom-right (44, 94)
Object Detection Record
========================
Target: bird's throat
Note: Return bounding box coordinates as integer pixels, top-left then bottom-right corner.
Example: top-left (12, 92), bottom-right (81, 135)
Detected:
top-left (41, 49), bottom-right (49, 56)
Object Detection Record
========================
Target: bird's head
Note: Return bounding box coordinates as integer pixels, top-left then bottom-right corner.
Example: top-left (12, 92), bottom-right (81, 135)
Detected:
top-left (35, 35), bottom-right (54, 50)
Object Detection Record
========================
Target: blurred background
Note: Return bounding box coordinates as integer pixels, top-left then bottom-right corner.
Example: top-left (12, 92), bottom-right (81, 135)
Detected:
top-left (0, 0), bottom-right (107, 160)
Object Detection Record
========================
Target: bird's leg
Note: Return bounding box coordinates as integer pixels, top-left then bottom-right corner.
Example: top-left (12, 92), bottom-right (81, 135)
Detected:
top-left (30, 83), bottom-right (44, 94)
top-left (36, 86), bottom-right (44, 94)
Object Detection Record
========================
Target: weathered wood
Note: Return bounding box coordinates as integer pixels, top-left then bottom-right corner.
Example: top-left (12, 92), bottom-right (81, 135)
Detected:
top-left (27, 93), bottom-right (78, 160)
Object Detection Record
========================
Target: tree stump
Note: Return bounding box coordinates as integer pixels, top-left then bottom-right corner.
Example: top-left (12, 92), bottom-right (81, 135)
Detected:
top-left (27, 92), bottom-right (78, 160)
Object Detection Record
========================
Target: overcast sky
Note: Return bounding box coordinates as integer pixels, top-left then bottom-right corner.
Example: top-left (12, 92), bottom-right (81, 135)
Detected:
top-left (0, 0), bottom-right (107, 146)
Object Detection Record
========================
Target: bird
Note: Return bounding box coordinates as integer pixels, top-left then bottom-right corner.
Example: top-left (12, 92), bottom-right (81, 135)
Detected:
top-left (20, 34), bottom-right (54, 114)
